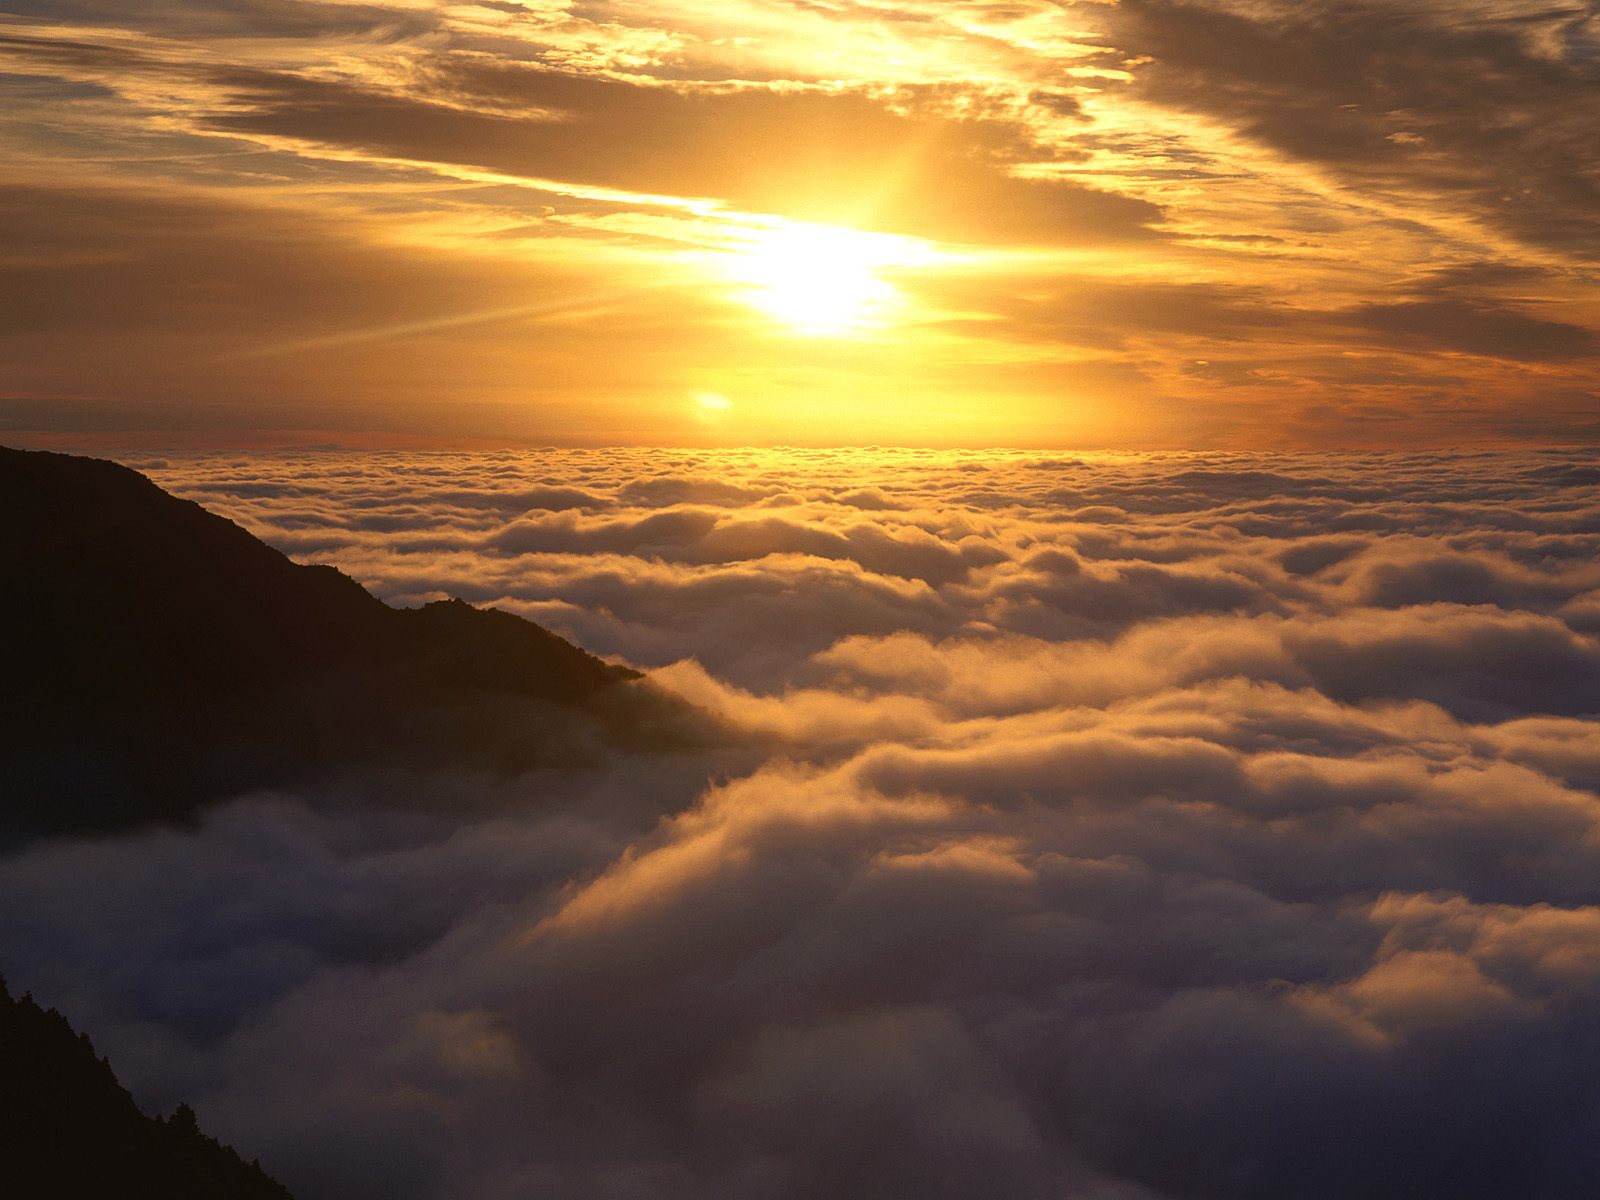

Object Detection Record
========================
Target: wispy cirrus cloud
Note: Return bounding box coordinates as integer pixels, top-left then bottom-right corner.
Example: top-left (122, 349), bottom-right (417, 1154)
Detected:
top-left (2, 1), bottom-right (1597, 444)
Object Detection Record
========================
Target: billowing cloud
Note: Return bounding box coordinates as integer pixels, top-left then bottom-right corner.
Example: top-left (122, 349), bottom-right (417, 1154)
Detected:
top-left (6, 448), bottom-right (1600, 1198)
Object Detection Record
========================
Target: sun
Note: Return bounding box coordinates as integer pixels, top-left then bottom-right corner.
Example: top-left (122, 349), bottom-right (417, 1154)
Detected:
top-left (726, 222), bottom-right (936, 337)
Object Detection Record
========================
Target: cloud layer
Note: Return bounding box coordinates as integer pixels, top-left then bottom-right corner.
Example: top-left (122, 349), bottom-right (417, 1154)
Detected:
top-left (6, 448), bottom-right (1600, 1198)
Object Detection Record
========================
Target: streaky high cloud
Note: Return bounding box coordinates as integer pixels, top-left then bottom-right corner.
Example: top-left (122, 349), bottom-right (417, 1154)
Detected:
top-left (2, 1), bottom-right (1597, 444)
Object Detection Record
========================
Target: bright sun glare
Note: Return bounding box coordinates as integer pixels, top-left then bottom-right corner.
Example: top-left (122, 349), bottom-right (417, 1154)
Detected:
top-left (728, 223), bottom-right (936, 337)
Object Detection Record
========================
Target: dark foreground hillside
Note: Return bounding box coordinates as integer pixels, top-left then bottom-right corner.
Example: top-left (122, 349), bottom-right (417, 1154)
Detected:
top-left (0, 445), bottom-right (646, 837)
top-left (0, 977), bottom-right (293, 1199)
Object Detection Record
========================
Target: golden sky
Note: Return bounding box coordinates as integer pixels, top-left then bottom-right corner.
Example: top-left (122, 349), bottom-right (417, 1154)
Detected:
top-left (2, 0), bottom-right (1598, 446)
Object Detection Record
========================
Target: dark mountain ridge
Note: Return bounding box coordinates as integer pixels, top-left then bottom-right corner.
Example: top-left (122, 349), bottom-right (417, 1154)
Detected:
top-left (1, 444), bottom-right (643, 836)
top-left (0, 975), bottom-right (294, 1199)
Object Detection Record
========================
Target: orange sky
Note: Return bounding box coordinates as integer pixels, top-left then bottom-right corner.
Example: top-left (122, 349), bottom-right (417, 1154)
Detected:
top-left (2, 0), bottom-right (1598, 447)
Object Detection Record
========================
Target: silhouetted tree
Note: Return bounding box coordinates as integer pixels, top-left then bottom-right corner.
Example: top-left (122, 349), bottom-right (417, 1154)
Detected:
top-left (0, 975), bottom-right (294, 1199)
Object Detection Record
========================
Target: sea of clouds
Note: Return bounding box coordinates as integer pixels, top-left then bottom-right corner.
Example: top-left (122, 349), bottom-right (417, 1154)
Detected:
top-left (6, 447), bottom-right (1600, 1199)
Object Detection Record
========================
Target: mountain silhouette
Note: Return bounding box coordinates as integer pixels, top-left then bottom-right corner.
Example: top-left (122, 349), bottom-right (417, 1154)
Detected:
top-left (0, 975), bottom-right (294, 1199)
top-left (1, 445), bottom-right (645, 837)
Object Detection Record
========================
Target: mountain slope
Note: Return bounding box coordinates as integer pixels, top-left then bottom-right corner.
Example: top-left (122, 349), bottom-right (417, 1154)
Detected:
top-left (1, 445), bottom-right (642, 836)
top-left (0, 976), bottom-right (294, 1199)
